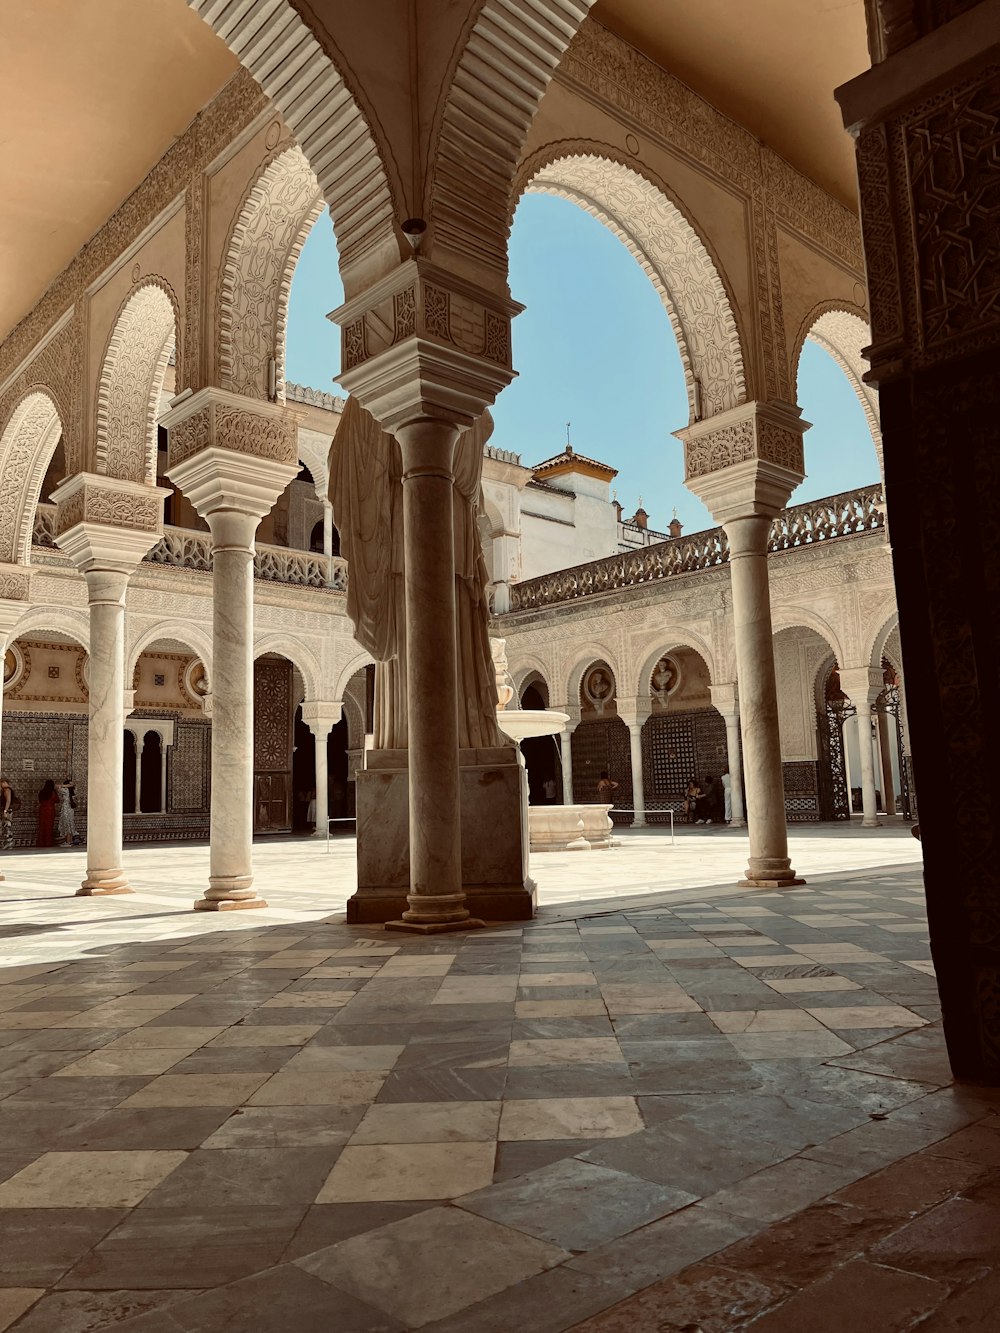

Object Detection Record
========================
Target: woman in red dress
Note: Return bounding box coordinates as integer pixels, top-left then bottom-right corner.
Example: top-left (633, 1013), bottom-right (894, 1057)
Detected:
top-left (36, 779), bottom-right (57, 847)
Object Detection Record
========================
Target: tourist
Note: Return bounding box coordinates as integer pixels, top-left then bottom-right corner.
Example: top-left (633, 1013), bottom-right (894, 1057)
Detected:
top-left (722, 769), bottom-right (732, 822)
top-left (542, 777), bottom-right (557, 803)
top-left (55, 777), bottom-right (76, 847)
top-left (701, 775), bottom-right (719, 823)
top-left (0, 777), bottom-right (16, 851)
top-left (597, 771), bottom-right (618, 802)
top-left (36, 780), bottom-right (58, 847)
top-left (682, 778), bottom-right (702, 823)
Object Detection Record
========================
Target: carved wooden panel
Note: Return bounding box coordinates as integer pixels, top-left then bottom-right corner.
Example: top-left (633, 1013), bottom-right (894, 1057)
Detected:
top-left (254, 656), bottom-right (292, 832)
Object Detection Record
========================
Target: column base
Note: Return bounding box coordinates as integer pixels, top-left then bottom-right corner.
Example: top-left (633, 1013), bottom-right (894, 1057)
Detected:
top-left (194, 895), bottom-right (268, 912)
top-left (739, 877), bottom-right (807, 889)
top-left (77, 871), bottom-right (133, 896)
top-left (385, 917), bottom-right (486, 935)
top-left (729, 818), bottom-right (747, 828)
top-left (862, 818), bottom-right (883, 829)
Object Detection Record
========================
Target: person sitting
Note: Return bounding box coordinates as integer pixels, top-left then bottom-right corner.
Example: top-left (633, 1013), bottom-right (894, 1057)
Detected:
top-left (681, 778), bottom-right (702, 823)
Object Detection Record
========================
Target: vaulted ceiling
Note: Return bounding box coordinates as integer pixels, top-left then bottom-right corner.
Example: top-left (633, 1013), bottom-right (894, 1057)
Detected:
top-left (1, 0), bottom-right (869, 345)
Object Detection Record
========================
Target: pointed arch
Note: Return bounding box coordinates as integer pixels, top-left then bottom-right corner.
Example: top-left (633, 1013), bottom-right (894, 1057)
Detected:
top-left (95, 280), bottom-right (177, 484)
top-left (189, 0), bottom-right (403, 293)
top-left (794, 303), bottom-right (881, 468)
top-left (218, 146), bottom-right (324, 402)
top-left (0, 390), bottom-right (64, 565)
top-left (516, 146), bottom-right (747, 421)
top-left (429, 0), bottom-right (595, 285)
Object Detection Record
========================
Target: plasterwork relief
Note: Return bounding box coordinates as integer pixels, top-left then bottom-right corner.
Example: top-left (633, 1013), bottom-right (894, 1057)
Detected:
top-left (524, 153), bottom-right (746, 417)
top-left (0, 391), bottom-right (63, 565)
top-left (217, 144), bottom-right (322, 402)
top-left (166, 401), bottom-right (297, 469)
top-left (95, 280), bottom-right (178, 485)
top-left (56, 484), bottom-right (162, 536)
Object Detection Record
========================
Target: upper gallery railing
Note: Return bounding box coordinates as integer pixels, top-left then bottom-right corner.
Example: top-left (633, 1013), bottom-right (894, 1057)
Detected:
top-left (32, 506), bottom-right (347, 591)
top-left (508, 484), bottom-right (884, 612)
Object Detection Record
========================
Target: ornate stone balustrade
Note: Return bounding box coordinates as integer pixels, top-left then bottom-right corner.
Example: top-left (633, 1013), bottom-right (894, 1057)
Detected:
top-left (508, 484), bottom-right (884, 612)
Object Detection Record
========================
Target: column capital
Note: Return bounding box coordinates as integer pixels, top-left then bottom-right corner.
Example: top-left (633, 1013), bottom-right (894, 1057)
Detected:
top-left (160, 387), bottom-right (299, 471)
top-left (167, 446), bottom-right (299, 526)
top-left (301, 701), bottom-right (343, 735)
top-left (709, 681), bottom-right (740, 718)
top-left (51, 473), bottom-right (168, 576)
top-left (330, 258), bottom-right (523, 432)
top-left (617, 698), bottom-right (652, 729)
top-left (676, 401), bottom-right (809, 523)
top-left (838, 666), bottom-right (884, 708)
top-left (0, 567), bottom-right (37, 639)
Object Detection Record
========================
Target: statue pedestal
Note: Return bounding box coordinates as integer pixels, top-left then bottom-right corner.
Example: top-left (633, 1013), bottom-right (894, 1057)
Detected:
top-left (349, 746), bottom-right (535, 923)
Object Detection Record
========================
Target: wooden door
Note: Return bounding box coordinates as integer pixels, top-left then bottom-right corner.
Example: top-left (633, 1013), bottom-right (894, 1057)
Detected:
top-left (253, 656), bottom-right (293, 833)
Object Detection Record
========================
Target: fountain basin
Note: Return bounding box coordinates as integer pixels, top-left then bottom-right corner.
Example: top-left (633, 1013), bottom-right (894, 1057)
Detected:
top-left (497, 708), bottom-right (570, 742)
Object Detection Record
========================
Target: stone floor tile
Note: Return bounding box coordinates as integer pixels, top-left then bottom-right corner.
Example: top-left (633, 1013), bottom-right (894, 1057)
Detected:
top-left (493, 1138), bottom-right (601, 1182)
top-left (508, 1038), bottom-right (623, 1067)
top-left (5, 1288), bottom-right (194, 1333)
top-left (280, 1202), bottom-right (435, 1260)
top-left (805, 1004), bottom-right (928, 1030)
top-left (54, 1108), bottom-right (232, 1152)
top-left (910, 1267), bottom-right (1000, 1331)
top-left (102, 1027), bottom-right (226, 1051)
top-left (52, 1049), bottom-right (187, 1078)
top-left (374, 1066), bottom-right (507, 1103)
top-left (200, 1104), bottom-right (364, 1148)
top-left (258, 991), bottom-right (354, 1008)
top-left (707, 1155), bottom-right (866, 1223)
top-left (724, 1030), bottom-right (854, 1059)
top-left (163, 1263), bottom-right (405, 1333)
top-left (421, 1264), bottom-right (634, 1333)
top-left (349, 1100), bottom-right (501, 1144)
top-left (765, 976), bottom-right (861, 993)
top-left (140, 1146), bottom-right (340, 1207)
top-left (295, 1206), bottom-right (568, 1326)
top-left (206, 1023), bottom-right (321, 1047)
top-left (515, 1000), bottom-right (608, 1017)
top-left (0, 1289), bottom-right (43, 1331)
top-left (457, 1157), bottom-right (696, 1251)
top-left (569, 1260), bottom-right (790, 1332)
top-left (746, 1258), bottom-right (946, 1332)
top-left (166, 1045), bottom-right (300, 1075)
top-left (59, 1205), bottom-right (305, 1290)
top-left (0, 1150), bottom-right (187, 1208)
top-left (499, 1096), bottom-right (642, 1141)
top-left (120, 1073), bottom-right (270, 1108)
top-left (248, 1070), bottom-right (384, 1107)
top-left (867, 1195), bottom-right (1000, 1279)
top-left (832, 1149), bottom-right (991, 1217)
top-left (567, 1202), bottom-right (754, 1289)
top-left (708, 1010), bottom-right (826, 1034)
top-left (316, 1141), bottom-right (496, 1201)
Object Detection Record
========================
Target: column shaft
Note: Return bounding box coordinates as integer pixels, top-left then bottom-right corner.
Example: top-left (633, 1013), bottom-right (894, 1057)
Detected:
top-left (80, 570), bottom-right (131, 895)
top-left (199, 511), bottom-right (265, 909)
top-left (726, 515), bottom-right (800, 885)
top-left (855, 705), bottom-right (882, 828)
top-left (160, 743), bottom-right (168, 814)
top-left (560, 728), bottom-right (574, 805)
top-left (725, 714), bottom-right (746, 826)
top-left (876, 708), bottom-right (896, 817)
top-left (134, 737), bottom-right (144, 814)
top-left (628, 724), bottom-right (646, 827)
top-left (312, 727), bottom-right (329, 837)
top-left (393, 420), bottom-right (472, 930)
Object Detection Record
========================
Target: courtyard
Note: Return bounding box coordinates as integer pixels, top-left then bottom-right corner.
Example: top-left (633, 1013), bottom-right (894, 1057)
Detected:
top-left (2, 830), bottom-right (999, 1331)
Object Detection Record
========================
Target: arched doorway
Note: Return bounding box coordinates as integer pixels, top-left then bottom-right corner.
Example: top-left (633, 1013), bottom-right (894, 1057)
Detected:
top-left (641, 646), bottom-right (727, 823)
top-left (518, 677), bottom-right (561, 805)
top-left (571, 659), bottom-right (631, 821)
top-left (253, 654), bottom-right (298, 834)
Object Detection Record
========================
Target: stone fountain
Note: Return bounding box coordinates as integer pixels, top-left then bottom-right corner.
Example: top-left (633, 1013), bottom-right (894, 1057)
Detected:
top-left (491, 639), bottom-right (615, 852)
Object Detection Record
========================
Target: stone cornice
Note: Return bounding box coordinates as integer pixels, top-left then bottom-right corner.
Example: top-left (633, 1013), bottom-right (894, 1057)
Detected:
top-left (161, 388), bottom-right (299, 470)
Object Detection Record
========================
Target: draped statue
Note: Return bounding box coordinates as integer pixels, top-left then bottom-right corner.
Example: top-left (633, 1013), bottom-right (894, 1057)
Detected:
top-left (329, 396), bottom-right (506, 751)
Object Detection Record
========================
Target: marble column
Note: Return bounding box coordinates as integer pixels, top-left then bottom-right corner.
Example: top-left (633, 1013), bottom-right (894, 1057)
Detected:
top-left (559, 719), bottom-right (577, 805)
top-left (680, 405), bottom-right (808, 887)
top-left (619, 701), bottom-right (650, 828)
top-left (133, 732), bottom-right (144, 814)
top-left (322, 499), bottom-right (336, 586)
top-left (876, 707), bottom-right (896, 817)
top-left (390, 418), bottom-right (472, 932)
top-left (162, 392), bottom-right (300, 910)
top-left (840, 668), bottom-right (884, 829)
top-left (0, 593), bottom-right (29, 882)
top-left (710, 683), bottom-right (746, 827)
top-left (51, 475), bottom-right (166, 896)
top-left (301, 702), bottom-right (342, 838)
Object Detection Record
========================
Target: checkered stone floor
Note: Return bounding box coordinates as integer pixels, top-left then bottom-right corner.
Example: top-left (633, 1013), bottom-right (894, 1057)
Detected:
top-left (0, 854), bottom-right (997, 1331)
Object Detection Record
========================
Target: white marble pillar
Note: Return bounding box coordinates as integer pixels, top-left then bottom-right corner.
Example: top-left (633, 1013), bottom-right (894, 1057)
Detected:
top-left (52, 477), bottom-right (166, 897)
top-left (840, 668), bottom-right (884, 829)
top-left (302, 702), bottom-right (342, 838)
top-left (725, 514), bottom-right (801, 883)
top-left (0, 601), bottom-right (26, 883)
top-left (391, 418), bottom-right (473, 932)
top-left (323, 499), bottom-right (336, 586)
top-left (710, 683), bottom-right (746, 827)
top-left (80, 569), bottom-right (134, 893)
top-left (876, 707), bottom-right (896, 817)
top-left (203, 508), bottom-right (262, 906)
top-left (163, 396), bottom-right (300, 910)
top-left (133, 732), bottom-right (144, 814)
top-left (560, 725), bottom-right (575, 805)
top-left (159, 739), bottom-right (168, 814)
top-left (627, 724), bottom-right (646, 827)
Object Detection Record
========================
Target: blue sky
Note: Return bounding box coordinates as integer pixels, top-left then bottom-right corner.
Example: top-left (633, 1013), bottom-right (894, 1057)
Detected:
top-left (287, 197), bottom-right (878, 536)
